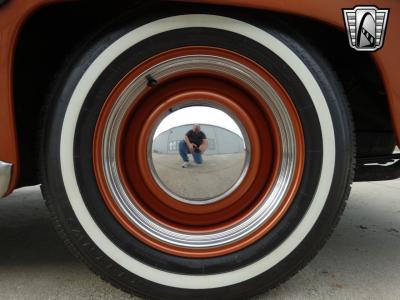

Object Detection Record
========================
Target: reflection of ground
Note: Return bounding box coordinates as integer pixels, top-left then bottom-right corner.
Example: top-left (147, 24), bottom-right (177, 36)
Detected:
top-left (152, 153), bottom-right (246, 199)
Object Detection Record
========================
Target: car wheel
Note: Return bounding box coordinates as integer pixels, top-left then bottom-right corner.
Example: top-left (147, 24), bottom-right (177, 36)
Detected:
top-left (41, 12), bottom-right (354, 299)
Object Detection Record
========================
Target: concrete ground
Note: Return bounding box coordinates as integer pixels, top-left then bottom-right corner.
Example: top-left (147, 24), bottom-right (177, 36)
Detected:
top-left (152, 153), bottom-right (245, 199)
top-left (0, 180), bottom-right (399, 299)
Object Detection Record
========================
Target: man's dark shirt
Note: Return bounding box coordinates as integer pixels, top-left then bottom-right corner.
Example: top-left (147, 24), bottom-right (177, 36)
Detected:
top-left (186, 130), bottom-right (206, 147)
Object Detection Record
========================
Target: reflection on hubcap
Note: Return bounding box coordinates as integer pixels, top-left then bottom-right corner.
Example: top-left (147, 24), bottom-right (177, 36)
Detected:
top-left (149, 105), bottom-right (250, 204)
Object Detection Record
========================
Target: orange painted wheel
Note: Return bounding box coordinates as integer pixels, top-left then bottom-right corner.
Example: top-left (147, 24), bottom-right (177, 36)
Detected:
top-left (93, 46), bottom-right (304, 258)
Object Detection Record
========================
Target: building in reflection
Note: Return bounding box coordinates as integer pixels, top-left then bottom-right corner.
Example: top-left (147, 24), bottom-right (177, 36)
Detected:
top-left (153, 124), bottom-right (245, 155)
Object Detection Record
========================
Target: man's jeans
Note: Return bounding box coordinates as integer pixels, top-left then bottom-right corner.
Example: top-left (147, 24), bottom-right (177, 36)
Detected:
top-left (179, 140), bottom-right (203, 164)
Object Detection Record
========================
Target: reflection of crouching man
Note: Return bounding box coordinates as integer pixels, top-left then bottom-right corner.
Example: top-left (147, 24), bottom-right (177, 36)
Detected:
top-left (179, 124), bottom-right (208, 168)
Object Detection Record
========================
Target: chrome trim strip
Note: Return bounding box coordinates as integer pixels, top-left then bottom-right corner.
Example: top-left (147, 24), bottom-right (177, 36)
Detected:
top-left (0, 161), bottom-right (12, 198)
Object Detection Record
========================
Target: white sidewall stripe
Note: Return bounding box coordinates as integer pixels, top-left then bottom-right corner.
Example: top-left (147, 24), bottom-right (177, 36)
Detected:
top-left (60, 14), bottom-right (335, 289)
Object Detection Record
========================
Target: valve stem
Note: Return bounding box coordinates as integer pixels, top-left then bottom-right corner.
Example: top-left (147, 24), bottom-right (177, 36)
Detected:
top-left (146, 75), bottom-right (158, 88)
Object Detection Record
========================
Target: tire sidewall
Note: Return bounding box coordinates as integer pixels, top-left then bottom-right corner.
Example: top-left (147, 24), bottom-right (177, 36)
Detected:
top-left (42, 13), bottom-right (353, 299)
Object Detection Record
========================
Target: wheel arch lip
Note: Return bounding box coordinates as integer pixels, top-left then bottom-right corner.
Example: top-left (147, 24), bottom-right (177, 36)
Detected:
top-left (0, 0), bottom-right (67, 197)
top-left (1, 0), bottom-right (399, 195)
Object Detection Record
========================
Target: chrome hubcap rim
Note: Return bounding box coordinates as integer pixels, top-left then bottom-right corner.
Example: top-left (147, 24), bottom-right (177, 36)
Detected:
top-left (102, 55), bottom-right (297, 248)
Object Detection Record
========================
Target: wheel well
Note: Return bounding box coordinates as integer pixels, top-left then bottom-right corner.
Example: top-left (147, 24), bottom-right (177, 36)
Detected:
top-left (284, 15), bottom-right (395, 158)
top-left (13, 0), bottom-right (147, 187)
top-left (13, 2), bottom-right (394, 187)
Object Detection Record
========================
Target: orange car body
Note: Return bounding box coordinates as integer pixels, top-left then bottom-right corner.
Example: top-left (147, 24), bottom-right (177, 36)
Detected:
top-left (0, 0), bottom-right (399, 195)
